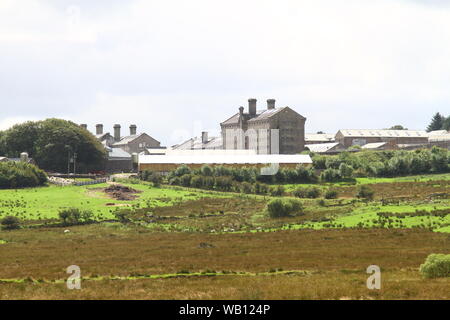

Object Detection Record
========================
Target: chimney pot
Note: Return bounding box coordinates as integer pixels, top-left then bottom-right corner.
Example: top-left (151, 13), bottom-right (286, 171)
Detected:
top-left (96, 124), bottom-right (104, 135)
top-left (201, 131), bottom-right (209, 144)
top-left (114, 124), bottom-right (121, 142)
top-left (267, 99), bottom-right (276, 110)
top-left (239, 106), bottom-right (244, 115)
top-left (130, 124), bottom-right (137, 136)
top-left (248, 98), bottom-right (257, 116)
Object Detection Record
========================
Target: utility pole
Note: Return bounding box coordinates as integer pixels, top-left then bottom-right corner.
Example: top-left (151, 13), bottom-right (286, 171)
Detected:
top-left (73, 152), bottom-right (77, 175)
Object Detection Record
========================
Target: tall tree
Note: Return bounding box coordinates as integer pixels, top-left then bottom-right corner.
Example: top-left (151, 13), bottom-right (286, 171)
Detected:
top-left (426, 112), bottom-right (445, 132)
top-left (443, 117), bottom-right (450, 131)
top-left (3, 118), bottom-right (106, 172)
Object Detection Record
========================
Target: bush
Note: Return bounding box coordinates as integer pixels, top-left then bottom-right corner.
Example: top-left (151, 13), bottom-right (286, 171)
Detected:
top-left (214, 176), bottom-right (233, 191)
top-left (141, 170), bottom-right (163, 187)
top-left (339, 163), bottom-right (354, 179)
top-left (190, 175), bottom-right (204, 188)
top-left (200, 165), bottom-right (213, 176)
top-left (0, 161), bottom-right (47, 189)
top-left (240, 181), bottom-right (254, 194)
top-left (324, 189), bottom-right (338, 199)
top-left (320, 168), bottom-right (341, 182)
top-left (270, 185), bottom-right (285, 197)
top-left (267, 199), bottom-right (303, 218)
top-left (1, 216), bottom-right (21, 230)
top-left (173, 165), bottom-right (191, 177)
top-left (254, 182), bottom-right (269, 195)
top-left (293, 187), bottom-right (321, 199)
top-left (356, 185), bottom-right (375, 200)
top-left (180, 174), bottom-right (193, 187)
top-left (58, 208), bottom-right (94, 226)
top-left (419, 254), bottom-right (450, 279)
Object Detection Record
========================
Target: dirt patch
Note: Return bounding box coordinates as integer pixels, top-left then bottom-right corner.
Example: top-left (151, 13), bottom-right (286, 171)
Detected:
top-left (104, 185), bottom-right (142, 201)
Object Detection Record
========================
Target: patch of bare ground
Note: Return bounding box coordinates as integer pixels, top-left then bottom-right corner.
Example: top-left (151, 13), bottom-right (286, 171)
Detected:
top-left (104, 185), bottom-right (142, 201)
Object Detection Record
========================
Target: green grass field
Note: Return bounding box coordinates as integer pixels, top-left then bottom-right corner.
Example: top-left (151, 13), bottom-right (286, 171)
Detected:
top-left (0, 183), bottom-right (219, 222)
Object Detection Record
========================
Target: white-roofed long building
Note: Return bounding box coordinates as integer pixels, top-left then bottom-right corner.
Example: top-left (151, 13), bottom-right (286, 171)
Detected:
top-left (336, 129), bottom-right (428, 148)
top-left (139, 154), bottom-right (312, 172)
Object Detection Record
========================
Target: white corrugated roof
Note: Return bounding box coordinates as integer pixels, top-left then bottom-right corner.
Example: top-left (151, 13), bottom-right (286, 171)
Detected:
top-left (361, 142), bottom-right (388, 149)
top-left (166, 149), bottom-right (257, 156)
top-left (305, 133), bottom-right (335, 142)
top-left (305, 143), bottom-right (341, 153)
top-left (428, 130), bottom-right (449, 136)
top-left (338, 129), bottom-right (427, 138)
top-left (429, 134), bottom-right (450, 142)
top-left (139, 154), bottom-right (312, 165)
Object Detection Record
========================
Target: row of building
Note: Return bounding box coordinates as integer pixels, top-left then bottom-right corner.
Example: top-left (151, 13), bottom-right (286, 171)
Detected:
top-left (80, 98), bottom-right (450, 172)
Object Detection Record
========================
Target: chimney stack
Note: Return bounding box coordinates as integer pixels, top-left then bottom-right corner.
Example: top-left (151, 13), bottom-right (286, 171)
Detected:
top-left (201, 131), bottom-right (209, 144)
top-left (130, 124), bottom-right (137, 136)
top-left (114, 124), bottom-right (121, 142)
top-left (80, 124), bottom-right (88, 130)
top-left (267, 99), bottom-right (276, 110)
top-left (248, 98), bottom-right (257, 116)
top-left (96, 124), bottom-right (104, 135)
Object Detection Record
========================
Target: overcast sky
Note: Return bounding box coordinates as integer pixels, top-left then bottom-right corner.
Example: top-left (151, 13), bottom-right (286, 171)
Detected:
top-left (1, 0), bottom-right (449, 145)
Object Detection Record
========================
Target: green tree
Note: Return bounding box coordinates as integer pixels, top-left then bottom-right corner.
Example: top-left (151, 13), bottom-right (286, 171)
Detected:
top-left (2, 119), bottom-right (106, 172)
top-left (427, 112), bottom-right (445, 132)
top-left (443, 117), bottom-right (450, 131)
top-left (389, 125), bottom-right (408, 130)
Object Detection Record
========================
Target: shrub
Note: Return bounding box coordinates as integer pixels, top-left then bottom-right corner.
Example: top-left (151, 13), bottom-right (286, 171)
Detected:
top-left (190, 175), bottom-right (204, 189)
top-left (173, 165), bottom-right (191, 177)
top-left (200, 165), bottom-right (213, 176)
top-left (254, 182), bottom-right (269, 195)
top-left (0, 162), bottom-right (47, 189)
top-left (180, 174), bottom-right (193, 187)
top-left (214, 176), bottom-right (233, 191)
top-left (293, 187), bottom-right (321, 199)
top-left (142, 170), bottom-right (163, 187)
top-left (1, 216), bottom-right (21, 230)
top-left (312, 156), bottom-right (327, 170)
top-left (267, 199), bottom-right (303, 218)
top-left (339, 163), bottom-right (354, 179)
top-left (324, 189), bottom-right (339, 199)
top-left (270, 185), bottom-right (285, 197)
top-left (419, 254), bottom-right (450, 279)
top-left (320, 168), bottom-right (342, 182)
top-left (58, 208), bottom-right (93, 226)
top-left (356, 185), bottom-right (375, 200)
top-left (240, 181), bottom-right (253, 194)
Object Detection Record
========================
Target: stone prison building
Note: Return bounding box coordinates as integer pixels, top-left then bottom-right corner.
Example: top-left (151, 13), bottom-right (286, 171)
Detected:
top-left (220, 99), bottom-right (306, 154)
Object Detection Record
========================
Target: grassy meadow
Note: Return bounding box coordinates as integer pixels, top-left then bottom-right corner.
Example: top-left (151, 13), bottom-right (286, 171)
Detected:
top-left (0, 173), bottom-right (449, 299)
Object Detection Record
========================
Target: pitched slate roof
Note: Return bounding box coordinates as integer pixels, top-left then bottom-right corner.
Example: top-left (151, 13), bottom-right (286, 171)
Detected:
top-left (221, 107), bottom-right (304, 126)
top-left (105, 146), bottom-right (132, 159)
top-left (173, 135), bottom-right (222, 150)
top-left (112, 133), bottom-right (161, 146)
